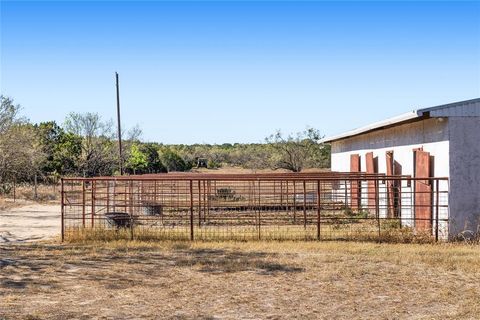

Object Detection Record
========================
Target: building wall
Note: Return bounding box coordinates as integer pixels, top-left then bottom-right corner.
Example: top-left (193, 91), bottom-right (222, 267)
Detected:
top-left (330, 118), bottom-right (450, 236)
top-left (331, 118), bottom-right (450, 178)
top-left (448, 117), bottom-right (480, 237)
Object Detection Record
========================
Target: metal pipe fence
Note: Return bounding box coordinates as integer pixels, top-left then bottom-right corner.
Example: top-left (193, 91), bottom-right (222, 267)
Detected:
top-left (61, 173), bottom-right (449, 242)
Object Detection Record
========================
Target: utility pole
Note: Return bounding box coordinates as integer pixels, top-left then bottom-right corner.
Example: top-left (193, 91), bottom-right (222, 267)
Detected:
top-left (115, 72), bottom-right (123, 175)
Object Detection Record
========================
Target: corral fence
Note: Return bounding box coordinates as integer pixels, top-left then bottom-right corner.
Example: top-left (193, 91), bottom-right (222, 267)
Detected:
top-left (61, 173), bottom-right (449, 242)
top-left (0, 176), bottom-right (60, 202)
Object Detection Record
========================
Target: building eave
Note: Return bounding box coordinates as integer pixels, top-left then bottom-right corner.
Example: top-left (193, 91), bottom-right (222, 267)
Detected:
top-left (320, 97), bottom-right (480, 144)
top-left (320, 111), bottom-right (420, 143)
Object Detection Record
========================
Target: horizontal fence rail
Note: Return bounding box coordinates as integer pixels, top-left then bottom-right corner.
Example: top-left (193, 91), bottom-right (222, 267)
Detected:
top-left (61, 173), bottom-right (449, 242)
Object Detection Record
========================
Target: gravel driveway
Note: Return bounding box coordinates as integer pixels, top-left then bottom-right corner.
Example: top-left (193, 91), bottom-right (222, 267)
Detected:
top-left (0, 204), bottom-right (60, 243)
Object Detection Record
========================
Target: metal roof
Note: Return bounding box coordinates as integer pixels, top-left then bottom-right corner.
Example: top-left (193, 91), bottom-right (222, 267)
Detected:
top-left (320, 98), bottom-right (480, 143)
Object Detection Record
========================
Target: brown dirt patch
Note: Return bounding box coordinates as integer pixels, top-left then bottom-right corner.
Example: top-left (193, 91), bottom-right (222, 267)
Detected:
top-left (0, 204), bottom-right (60, 243)
top-left (1, 241), bottom-right (479, 319)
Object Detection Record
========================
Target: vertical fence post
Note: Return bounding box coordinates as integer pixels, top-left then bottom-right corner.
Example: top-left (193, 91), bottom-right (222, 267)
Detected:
top-left (129, 180), bottom-right (133, 215)
top-left (280, 181), bottom-right (284, 207)
top-left (293, 181), bottom-right (296, 223)
top-left (303, 180), bottom-right (307, 229)
top-left (82, 181), bottom-right (86, 228)
top-left (206, 180), bottom-right (210, 222)
top-left (286, 180), bottom-right (289, 212)
top-left (106, 181), bottom-right (110, 214)
top-left (198, 180), bottom-right (202, 227)
top-left (154, 180), bottom-right (157, 203)
top-left (251, 181), bottom-right (255, 226)
top-left (435, 179), bottom-right (440, 242)
top-left (124, 182), bottom-right (127, 210)
top-left (376, 179), bottom-right (381, 243)
top-left (203, 180), bottom-right (206, 222)
top-left (129, 180), bottom-right (134, 241)
top-left (317, 180), bottom-right (321, 240)
top-left (91, 180), bottom-right (95, 228)
top-left (112, 179), bottom-right (117, 213)
top-left (13, 176), bottom-right (16, 202)
top-left (258, 180), bottom-right (261, 240)
top-left (34, 173), bottom-right (38, 201)
top-left (61, 178), bottom-right (64, 242)
top-left (190, 180), bottom-right (194, 241)
top-left (375, 179), bottom-right (380, 219)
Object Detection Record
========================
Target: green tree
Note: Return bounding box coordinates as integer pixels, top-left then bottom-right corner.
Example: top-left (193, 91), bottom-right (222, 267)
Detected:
top-left (54, 132), bottom-right (83, 175)
top-left (159, 147), bottom-right (190, 172)
top-left (141, 143), bottom-right (167, 173)
top-left (0, 123), bottom-right (45, 183)
top-left (63, 112), bottom-right (117, 176)
top-left (0, 97), bottom-right (44, 183)
top-left (125, 144), bottom-right (148, 174)
top-left (125, 143), bottom-right (168, 174)
top-left (36, 121), bottom-right (80, 176)
top-left (0, 95), bottom-right (22, 134)
top-left (265, 127), bottom-right (329, 172)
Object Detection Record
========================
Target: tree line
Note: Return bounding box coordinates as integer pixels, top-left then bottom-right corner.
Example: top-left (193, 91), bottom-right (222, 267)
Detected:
top-left (0, 95), bottom-right (330, 185)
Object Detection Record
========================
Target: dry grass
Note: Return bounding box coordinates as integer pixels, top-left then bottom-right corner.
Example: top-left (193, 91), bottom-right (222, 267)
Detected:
top-left (14, 184), bottom-right (60, 202)
top-left (63, 220), bottom-right (438, 244)
top-left (0, 198), bottom-right (17, 211)
top-left (1, 240), bottom-right (479, 319)
top-left (0, 184), bottom-right (59, 214)
top-left (0, 184), bottom-right (59, 205)
top-left (0, 198), bottom-right (32, 211)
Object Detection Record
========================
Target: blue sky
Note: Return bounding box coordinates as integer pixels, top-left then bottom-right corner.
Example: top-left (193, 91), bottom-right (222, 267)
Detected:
top-left (1, 1), bottom-right (479, 144)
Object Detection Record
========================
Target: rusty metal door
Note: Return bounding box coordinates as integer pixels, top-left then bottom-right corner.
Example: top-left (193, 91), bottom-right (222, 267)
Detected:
top-left (414, 149), bottom-right (432, 231)
top-left (385, 151), bottom-right (395, 217)
top-left (386, 151), bottom-right (403, 217)
top-left (350, 154), bottom-right (361, 210)
top-left (365, 152), bottom-right (377, 211)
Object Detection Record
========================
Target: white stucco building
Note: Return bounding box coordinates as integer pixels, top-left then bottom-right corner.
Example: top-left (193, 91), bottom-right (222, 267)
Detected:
top-left (321, 98), bottom-right (480, 239)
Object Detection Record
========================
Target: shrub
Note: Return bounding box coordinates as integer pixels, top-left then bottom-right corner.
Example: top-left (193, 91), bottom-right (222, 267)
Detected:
top-left (159, 148), bottom-right (191, 172)
top-left (207, 160), bottom-right (221, 169)
top-left (382, 219), bottom-right (402, 229)
top-left (0, 183), bottom-right (12, 195)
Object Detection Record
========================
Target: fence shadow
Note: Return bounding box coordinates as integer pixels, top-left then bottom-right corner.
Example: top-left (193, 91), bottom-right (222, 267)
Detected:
top-left (0, 243), bottom-right (304, 292)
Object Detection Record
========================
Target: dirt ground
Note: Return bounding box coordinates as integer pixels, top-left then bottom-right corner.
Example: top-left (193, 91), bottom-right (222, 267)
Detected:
top-left (1, 240), bottom-right (479, 320)
top-left (0, 203), bottom-right (479, 319)
top-left (0, 203), bottom-right (60, 243)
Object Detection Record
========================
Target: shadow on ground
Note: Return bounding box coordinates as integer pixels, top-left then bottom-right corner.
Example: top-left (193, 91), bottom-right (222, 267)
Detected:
top-left (173, 248), bottom-right (304, 274)
top-left (0, 243), bottom-right (304, 290)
